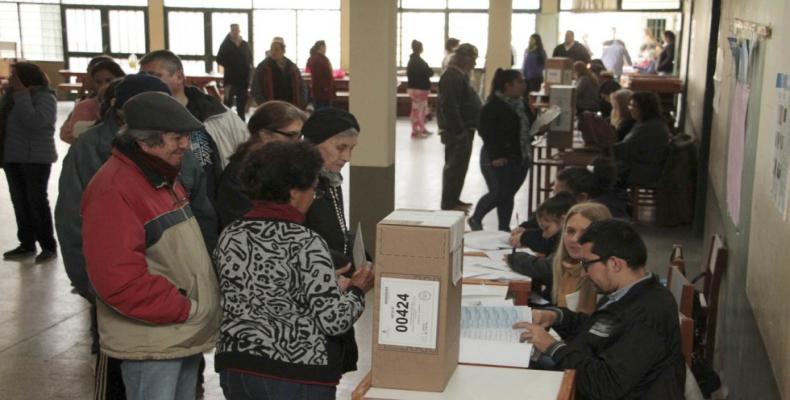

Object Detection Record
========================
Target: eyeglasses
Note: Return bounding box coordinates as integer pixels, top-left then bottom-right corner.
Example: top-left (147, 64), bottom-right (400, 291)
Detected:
top-left (269, 128), bottom-right (302, 140)
top-left (313, 187), bottom-right (325, 200)
top-left (581, 257), bottom-right (607, 272)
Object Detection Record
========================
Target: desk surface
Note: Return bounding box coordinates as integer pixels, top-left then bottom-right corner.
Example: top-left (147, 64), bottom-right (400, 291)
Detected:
top-left (354, 366), bottom-right (574, 400)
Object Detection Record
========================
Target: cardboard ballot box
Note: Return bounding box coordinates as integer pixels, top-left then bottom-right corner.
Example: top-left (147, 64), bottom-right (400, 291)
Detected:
top-left (544, 57), bottom-right (574, 94)
top-left (547, 84), bottom-right (576, 149)
top-left (372, 209), bottom-right (466, 392)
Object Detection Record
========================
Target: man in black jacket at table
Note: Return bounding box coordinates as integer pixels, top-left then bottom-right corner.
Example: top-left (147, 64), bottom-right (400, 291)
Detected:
top-left (515, 219), bottom-right (685, 399)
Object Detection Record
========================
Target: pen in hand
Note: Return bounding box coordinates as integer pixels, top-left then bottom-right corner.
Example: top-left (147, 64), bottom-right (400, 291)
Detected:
top-left (512, 212), bottom-right (520, 254)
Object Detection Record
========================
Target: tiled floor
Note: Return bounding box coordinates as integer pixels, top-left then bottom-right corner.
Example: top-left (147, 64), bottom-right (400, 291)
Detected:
top-left (0, 104), bottom-right (702, 399)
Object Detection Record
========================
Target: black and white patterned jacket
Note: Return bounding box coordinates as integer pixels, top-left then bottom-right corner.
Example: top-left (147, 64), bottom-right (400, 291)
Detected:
top-left (213, 216), bottom-right (366, 384)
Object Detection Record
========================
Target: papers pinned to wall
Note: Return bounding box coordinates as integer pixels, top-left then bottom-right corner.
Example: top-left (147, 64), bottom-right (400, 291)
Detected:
top-left (771, 73), bottom-right (790, 219)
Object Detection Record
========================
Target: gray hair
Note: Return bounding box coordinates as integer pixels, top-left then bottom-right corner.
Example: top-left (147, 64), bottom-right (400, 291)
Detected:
top-left (118, 125), bottom-right (165, 147)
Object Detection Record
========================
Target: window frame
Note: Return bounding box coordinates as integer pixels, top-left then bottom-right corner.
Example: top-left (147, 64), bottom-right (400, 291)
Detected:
top-left (163, 6), bottom-right (253, 74)
top-left (559, 0), bottom-right (682, 12)
top-left (61, 3), bottom-right (149, 69)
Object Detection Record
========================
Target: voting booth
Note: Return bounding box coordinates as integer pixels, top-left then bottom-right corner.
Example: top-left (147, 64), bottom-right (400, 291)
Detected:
top-left (372, 209), bottom-right (465, 392)
top-left (544, 57), bottom-right (574, 94)
top-left (547, 84), bottom-right (576, 149)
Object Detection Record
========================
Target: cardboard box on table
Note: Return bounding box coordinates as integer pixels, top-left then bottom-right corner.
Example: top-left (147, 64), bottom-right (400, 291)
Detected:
top-left (547, 84), bottom-right (576, 149)
top-left (544, 57), bottom-right (574, 94)
top-left (372, 209), bottom-right (465, 392)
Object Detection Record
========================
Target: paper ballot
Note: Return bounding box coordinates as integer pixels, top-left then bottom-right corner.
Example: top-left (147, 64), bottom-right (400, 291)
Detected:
top-left (464, 231), bottom-right (511, 251)
top-left (459, 305), bottom-right (533, 368)
top-left (353, 222), bottom-right (366, 268)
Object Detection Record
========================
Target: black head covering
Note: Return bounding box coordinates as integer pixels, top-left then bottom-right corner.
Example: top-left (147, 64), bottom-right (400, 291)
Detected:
top-left (301, 108), bottom-right (360, 144)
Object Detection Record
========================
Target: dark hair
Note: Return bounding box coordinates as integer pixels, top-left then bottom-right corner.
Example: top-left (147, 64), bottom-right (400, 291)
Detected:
top-left (489, 68), bottom-right (522, 97)
top-left (12, 62), bottom-right (49, 87)
top-left (536, 192), bottom-right (577, 220)
top-left (445, 37), bottom-right (460, 52)
top-left (529, 34), bottom-right (544, 52)
top-left (598, 79), bottom-right (622, 97)
top-left (663, 31), bottom-right (676, 43)
top-left (89, 60), bottom-right (126, 79)
top-left (629, 91), bottom-right (662, 121)
top-left (240, 141), bottom-right (324, 203)
top-left (230, 101), bottom-right (308, 164)
top-left (589, 59), bottom-right (605, 76)
top-left (99, 77), bottom-right (125, 119)
top-left (411, 39), bottom-right (423, 53)
top-left (310, 40), bottom-right (325, 56)
top-left (557, 158), bottom-right (617, 199)
top-left (87, 55), bottom-right (114, 73)
top-left (139, 49), bottom-right (183, 74)
top-left (578, 219), bottom-right (647, 269)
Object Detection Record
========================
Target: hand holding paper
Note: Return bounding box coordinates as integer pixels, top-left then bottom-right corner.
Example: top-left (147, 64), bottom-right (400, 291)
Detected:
top-left (513, 322), bottom-right (556, 353)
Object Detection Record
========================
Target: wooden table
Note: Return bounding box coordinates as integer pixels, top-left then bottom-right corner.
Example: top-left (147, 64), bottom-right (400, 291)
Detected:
top-left (526, 135), bottom-right (602, 215)
top-left (352, 366), bottom-right (576, 400)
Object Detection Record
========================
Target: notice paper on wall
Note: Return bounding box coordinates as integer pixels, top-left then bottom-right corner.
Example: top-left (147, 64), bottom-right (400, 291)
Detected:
top-left (378, 277), bottom-right (440, 350)
top-left (459, 305), bottom-right (533, 368)
top-left (771, 73), bottom-right (790, 219)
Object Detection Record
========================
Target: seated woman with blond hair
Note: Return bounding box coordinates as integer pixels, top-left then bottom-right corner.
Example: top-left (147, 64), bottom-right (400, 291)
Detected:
top-left (507, 202), bottom-right (612, 313)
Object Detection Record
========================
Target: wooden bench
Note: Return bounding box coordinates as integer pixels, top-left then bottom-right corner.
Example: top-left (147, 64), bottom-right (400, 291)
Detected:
top-left (57, 82), bottom-right (85, 98)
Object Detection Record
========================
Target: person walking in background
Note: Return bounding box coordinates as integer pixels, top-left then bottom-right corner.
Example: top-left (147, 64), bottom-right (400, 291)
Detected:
top-left (216, 23), bottom-right (253, 121)
top-left (573, 61), bottom-right (600, 114)
top-left (601, 30), bottom-right (632, 79)
top-left (251, 40), bottom-right (308, 109)
top-left (406, 39), bottom-right (434, 138)
top-left (552, 30), bottom-right (591, 63)
top-left (0, 62), bottom-right (58, 263)
top-left (437, 43), bottom-right (482, 212)
top-left (442, 37), bottom-right (460, 71)
top-left (305, 40), bottom-right (336, 110)
top-left (521, 34), bottom-right (547, 94)
top-left (657, 30), bottom-right (676, 74)
top-left (468, 69), bottom-right (530, 232)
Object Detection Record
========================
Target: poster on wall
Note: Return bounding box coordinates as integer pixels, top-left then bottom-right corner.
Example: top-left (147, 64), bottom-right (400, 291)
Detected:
top-left (770, 73), bottom-right (790, 219)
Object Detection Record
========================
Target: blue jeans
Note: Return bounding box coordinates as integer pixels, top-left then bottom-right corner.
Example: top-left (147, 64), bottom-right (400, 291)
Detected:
top-left (220, 370), bottom-right (336, 400)
top-left (471, 150), bottom-right (529, 231)
top-left (120, 354), bottom-right (201, 400)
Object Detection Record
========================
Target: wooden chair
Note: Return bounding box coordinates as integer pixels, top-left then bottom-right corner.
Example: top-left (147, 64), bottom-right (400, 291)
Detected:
top-left (694, 234), bottom-right (728, 364)
top-left (669, 244), bottom-right (686, 275)
top-left (667, 265), bottom-right (694, 317)
top-left (680, 314), bottom-right (694, 366)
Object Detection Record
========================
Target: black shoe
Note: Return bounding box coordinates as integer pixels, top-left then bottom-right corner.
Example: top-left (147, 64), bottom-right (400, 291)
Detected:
top-left (458, 201), bottom-right (473, 208)
top-left (34, 249), bottom-right (57, 263)
top-left (3, 246), bottom-right (36, 259)
top-left (468, 217), bottom-right (483, 231)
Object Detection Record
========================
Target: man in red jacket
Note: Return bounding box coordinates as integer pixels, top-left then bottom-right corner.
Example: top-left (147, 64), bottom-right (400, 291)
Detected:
top-left (82, 92), bottom-right (221, 400)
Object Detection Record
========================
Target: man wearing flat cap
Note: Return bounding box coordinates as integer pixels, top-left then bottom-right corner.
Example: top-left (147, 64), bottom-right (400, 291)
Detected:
top-left (437, 42), bottom-right (482, 212)
top-left (82, 92), bottom-right (221, 400)
top-left (55, 74), bottom-right (219, 400)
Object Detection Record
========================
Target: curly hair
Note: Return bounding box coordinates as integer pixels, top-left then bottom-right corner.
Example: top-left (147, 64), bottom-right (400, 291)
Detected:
top-left (240, 141), bottom-right (323, 203)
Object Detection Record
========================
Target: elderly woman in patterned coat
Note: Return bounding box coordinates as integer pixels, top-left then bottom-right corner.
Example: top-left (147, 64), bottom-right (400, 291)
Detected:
top-left (213, 141), bottom-right (374, 400)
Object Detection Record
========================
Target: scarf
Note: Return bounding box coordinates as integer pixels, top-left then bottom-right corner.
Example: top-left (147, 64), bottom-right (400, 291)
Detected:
top-left (115, 138), bottom-right (180, 185)
top-left (497, 91), bottom-right (533, 162)
top-left (320, 167), bottom-right (343, 188)
top-left (245, 201), bottom-right (305, 224)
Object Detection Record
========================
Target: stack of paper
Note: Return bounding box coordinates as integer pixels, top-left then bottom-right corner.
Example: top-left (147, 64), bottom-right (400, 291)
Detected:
top-left (459, 305), bottom-right (533, 368)
top-left (464, 231), bottom-right (511, 250)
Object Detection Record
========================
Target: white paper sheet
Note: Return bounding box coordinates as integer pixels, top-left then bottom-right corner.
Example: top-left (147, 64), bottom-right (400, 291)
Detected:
top-left (464, 231), bottom-right (511, 250)
top-left (459, 305), bottom-right (534, 368)
top-left (352, 222), bottom-right (366, 269)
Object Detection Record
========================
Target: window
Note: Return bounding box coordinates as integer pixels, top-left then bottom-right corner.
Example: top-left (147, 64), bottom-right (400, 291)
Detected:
top-left (398, 12), bottom-right (445, 68)
top-left (62, 4), bottom-right (148, 71)
top-left (253, 1), bottom-right (340, 68)
top-left (621, 0), bottom-right (680, 10)
top-left (511, 13), bottom-right (537, 67)
top-left (63, 0), bottom-right (146, 5)
top-left (398, 0), bottom-right (498, 68)
top-left (558, 11), bottom-right (680, 61)
top-left (164, 0), bottom-right (251, 8)
top-left (0, 2), bottom-right (63, 61)
top-left (512, 0), bottom-right (540, 10)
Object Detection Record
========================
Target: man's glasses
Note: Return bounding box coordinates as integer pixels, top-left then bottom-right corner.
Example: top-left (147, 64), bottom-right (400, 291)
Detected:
top-left (269, 128), bottom-right (302, 140)
top-left (581, 257), bottom-right (607, 272)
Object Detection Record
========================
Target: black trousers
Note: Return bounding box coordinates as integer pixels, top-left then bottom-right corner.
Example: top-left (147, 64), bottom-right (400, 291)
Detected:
top-left (441, 130), bottom-right (475, 209)
top-left (471, 151), bottom-right (528, 231)
top-left (223, 83), bottom-right (249, 121)
top-left (4, 162), bottom-right (56, 251)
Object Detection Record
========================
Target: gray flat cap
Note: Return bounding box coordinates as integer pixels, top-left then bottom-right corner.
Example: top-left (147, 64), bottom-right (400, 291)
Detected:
top-left (122, 91), bottom-right (204, 133)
